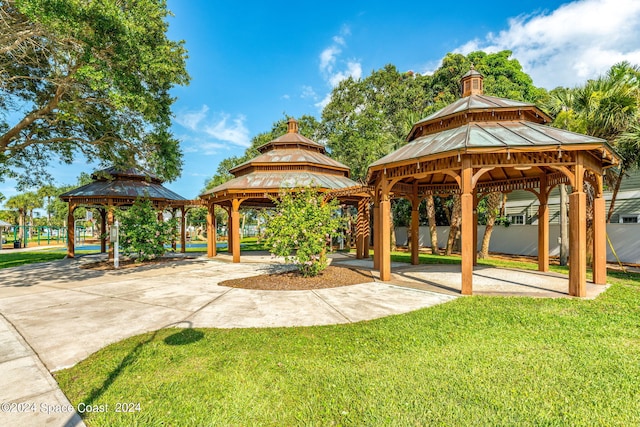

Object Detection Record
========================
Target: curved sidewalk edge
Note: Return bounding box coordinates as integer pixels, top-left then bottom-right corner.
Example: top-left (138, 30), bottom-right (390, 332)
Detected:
top-left (0, 314), bottom-right (85, 427)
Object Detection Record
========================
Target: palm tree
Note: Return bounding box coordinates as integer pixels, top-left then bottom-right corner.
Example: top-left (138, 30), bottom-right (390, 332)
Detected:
top-left (5, 192), bottom-right (43, 247)
top-left (546, 62), bottom-right (640, 222)
top-left (37, 184), bottom-right (58, 226)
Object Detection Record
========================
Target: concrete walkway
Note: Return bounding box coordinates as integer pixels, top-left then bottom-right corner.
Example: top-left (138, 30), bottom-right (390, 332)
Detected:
top-left (0, 252), bottom-right (610, 426)
top-left (0, 253), bottom-right (456, 426)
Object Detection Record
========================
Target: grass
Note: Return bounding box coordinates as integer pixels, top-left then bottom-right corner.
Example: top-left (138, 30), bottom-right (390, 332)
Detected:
top-left (54, 255), bottom-right (640, 426)
top-left (0, 249), bottom-right (68, 268)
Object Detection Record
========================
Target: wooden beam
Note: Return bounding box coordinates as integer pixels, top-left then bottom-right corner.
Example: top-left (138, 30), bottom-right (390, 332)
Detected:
top-left (461, 155), bottom-right (474, 295)
top-left (473, 194), bottom-right (479, 266)
top-left (537, 175), bottom-right (549, 272)
top-left (231, 198), bottom-right (242, 263)
top-left (99, 208), bottom-right (106, 253)
top-left (180, 207), bottom-right (187, 254)
top-left (569, 154), bottom-right (586, 297)
top-left (593, 174), bottom-right (607, 285)
top-left (379, 178), bottom-right (391, 281)
top-left (207, 205), bottom-right (216, 258)
top-left (67, 203), bottom-right (76, 258)
top-left (373, 195), bottom-right (380, 270)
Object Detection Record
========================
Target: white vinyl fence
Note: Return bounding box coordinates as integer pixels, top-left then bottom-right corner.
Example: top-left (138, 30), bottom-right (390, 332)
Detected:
top-left (395, 224), bottom-right (640, 264)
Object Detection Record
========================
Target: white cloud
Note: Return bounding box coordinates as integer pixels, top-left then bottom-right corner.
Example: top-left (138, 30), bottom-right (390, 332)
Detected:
top-left (315, 93), bottom-right (333, 109)
top-left (328, 61), bottom-right (362, 87)
top-left (281, 94), bottom-right (290, 100)
top-left (175, 105), bottom-right (209, 131)
top-left (454, 0), bottom-right (640, 88)
top-left (320, 45), bottom-right (341, 75)
top-left (301, 85), bottom-right (317, 99)
top-left (315, 26), bottom-right (362, 109)
top-left (204, 114), bottom-right (250, 148)
top-left (175, 107), bottom-right (250, 154)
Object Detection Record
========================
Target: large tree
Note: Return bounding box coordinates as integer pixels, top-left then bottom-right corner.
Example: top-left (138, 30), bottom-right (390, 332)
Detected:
top-left (0, 0), bottom-right (189, 188)
top-left (545, 62), bottom-right (640, 222)
top-left (5, 191), bottom-right (42, 246)
top-left (322, 51), bottom-right (546, 254)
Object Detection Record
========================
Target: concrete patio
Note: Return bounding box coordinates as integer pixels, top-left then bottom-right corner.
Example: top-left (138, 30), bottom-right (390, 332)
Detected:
top-left (0, 251), bottom-right (609, 426)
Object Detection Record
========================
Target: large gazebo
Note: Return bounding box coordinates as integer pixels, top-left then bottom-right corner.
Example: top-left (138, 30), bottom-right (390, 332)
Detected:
top-left (59, 167), bottom-right (194, 258)
top-left (367, 68), bottom-right (620, 297)
top-left (200, 118), bottom-right (371, 262)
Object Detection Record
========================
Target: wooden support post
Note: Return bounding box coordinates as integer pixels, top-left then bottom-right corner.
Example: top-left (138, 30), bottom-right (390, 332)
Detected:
top-left (107, 208), bottom-right (114, 261)
top-left (67, 204), bottom-right (76, 258)
top-left (538, 175), bottom-right (549, 272)
top-left (356, 199), bottom-right (366, 259)
top-left (364, 202), bottom-right (370, 258)
top-left (180, 207), bottom-right (187, 253)
top-left (379, 179), bottom-right (391, 281)
top-left (226, 207), bottom-right (233, 254)
top-left (593, 177), bottom-right (607, 285)
top-left (171, 208), bottom-right (178, 252)
top-left (207, 205), bottom-right (216, 258)
top-left (411, 199), bottom-right (420, 265)
top-left (231, 199), bottom-right (242, 263)
top-left (99, 208), bottom-right (106, 253)
top-left (473, 195), bottom-right (479, 266)
top-left (569, 156), bottom-right (586, 297)
top-left (461, 155), bottom-right (474, 295)
top-left (373, 195), bottom-right (380, 270)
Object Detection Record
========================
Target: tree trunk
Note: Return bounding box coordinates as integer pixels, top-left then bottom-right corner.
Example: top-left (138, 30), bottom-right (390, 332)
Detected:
top-left (18, 210), bottom-right (25, 248)
top-left (445, 195), bottom-right (461, 256)
top-left (500, 193), bottom-right (507, 218)
top-left (479, 192), bottom-right (502, 259)
top-left (606, 169), bottom-right (624, 223)
top-left (426, 195), bottom-right (439, 254)
top-left (559, 184), bottom-right (569, 266)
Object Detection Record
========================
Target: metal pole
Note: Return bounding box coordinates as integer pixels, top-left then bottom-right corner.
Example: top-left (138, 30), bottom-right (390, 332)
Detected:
top-left (114, 220), bottom-right (119, 269)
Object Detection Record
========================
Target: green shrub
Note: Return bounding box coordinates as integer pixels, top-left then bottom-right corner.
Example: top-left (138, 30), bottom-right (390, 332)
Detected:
top-left (116, 199), bottom-right (177, 262)
top-left (265, 187), bottom-right (344, 277)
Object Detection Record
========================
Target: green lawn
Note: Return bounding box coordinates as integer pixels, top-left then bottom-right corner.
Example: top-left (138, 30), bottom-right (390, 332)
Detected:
top-left (0, 250), bottom-right (68, 268)
top-left (54, 257), bottom-right (640, 426)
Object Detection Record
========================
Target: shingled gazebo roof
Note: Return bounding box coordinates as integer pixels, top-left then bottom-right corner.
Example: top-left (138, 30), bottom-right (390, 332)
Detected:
top-left (201, 118), bottom-right (368, 208)
top-left (60, 166), bottom-right (187, 207)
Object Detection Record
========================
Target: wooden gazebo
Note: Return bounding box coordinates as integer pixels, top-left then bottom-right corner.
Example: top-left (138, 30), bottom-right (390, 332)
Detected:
top-left (200, 118), bottom-right (371, 262)
top-left (59, 167), bottom-right (194, 258)
top-left (366, 68), bottom-right (620, 297)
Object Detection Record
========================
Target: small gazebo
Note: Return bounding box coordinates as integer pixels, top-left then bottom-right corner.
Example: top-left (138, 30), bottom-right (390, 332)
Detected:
top-left (366, 68), bottom-right (620, 297)
top-left (59, 167), bottom-right (193, 258)
top-left (200, 118), bottom-right (371, 262)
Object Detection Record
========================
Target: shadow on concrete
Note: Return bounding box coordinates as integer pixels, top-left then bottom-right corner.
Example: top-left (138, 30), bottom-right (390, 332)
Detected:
top-left (0, 256), bottom-right (212, 288)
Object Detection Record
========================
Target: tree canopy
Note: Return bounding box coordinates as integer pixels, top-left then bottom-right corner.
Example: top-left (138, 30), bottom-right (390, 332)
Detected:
top-left (0, 0), bottom-right (189, 189)
top-left (544, 61), bottom-right (640, 221)
top-left (320, 51), bottom-right (548, 182)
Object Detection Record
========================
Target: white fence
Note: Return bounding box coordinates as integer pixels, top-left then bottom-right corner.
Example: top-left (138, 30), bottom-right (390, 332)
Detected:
top-left (395, 224), bottom-right (640, 264)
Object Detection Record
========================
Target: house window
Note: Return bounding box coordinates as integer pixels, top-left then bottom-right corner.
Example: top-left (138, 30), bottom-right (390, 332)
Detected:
top-left (509, 214), bottom-right (526, 225)
top-left (620, 215), bottom-right (639, 224)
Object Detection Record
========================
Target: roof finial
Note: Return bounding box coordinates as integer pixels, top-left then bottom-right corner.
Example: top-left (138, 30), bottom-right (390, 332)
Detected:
top-left (287, 118), bottom-right (299, 134)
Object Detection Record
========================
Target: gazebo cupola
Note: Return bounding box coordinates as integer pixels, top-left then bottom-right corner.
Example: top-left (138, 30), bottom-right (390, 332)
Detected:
top-left (366, 67), bottom-right (621, 297)
top-left (461, 65), bottom-right (484, 97)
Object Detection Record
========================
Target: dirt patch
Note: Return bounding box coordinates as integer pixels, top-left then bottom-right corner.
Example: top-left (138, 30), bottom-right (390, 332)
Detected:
top-left (221, 265), bottom-right (375, 290)
top-left (80, 256), bottom-right (197, 271)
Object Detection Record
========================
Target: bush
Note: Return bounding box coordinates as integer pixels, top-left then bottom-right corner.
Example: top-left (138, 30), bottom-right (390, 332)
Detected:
top-left (116, 199), bottom-right (177, 262)
top-left (265, 187), bottom-right (344, 277)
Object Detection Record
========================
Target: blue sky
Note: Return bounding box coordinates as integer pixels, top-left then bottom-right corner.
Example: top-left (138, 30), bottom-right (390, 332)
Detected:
top-left (2, 0), bottom-right (640, 206)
